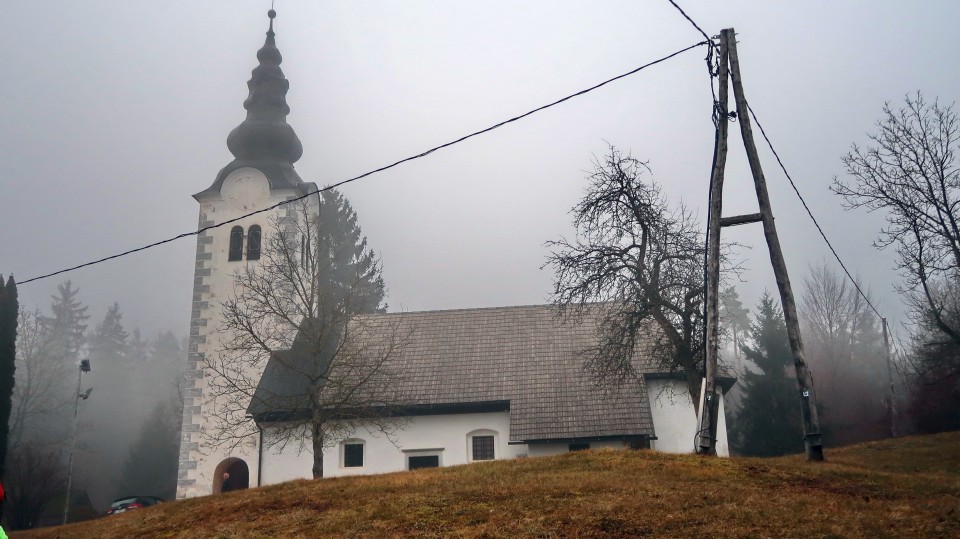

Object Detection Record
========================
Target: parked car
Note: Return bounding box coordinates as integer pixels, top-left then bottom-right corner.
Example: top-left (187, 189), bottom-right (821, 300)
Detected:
top-left (106, 496), bottom-right (164, 515)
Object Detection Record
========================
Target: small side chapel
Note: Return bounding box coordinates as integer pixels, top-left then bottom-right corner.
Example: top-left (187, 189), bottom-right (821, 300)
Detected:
top-left (176, 11), bottom-right (730, 500)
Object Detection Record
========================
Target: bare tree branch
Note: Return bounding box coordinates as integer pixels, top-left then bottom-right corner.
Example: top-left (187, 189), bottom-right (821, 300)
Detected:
top-left (202, 195), bottom-right (408, 478)
top-left (546, 145), bottom-right (739, 401)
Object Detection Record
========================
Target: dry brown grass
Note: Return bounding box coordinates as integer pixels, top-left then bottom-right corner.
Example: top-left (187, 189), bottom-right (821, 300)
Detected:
top-left (12, 432), bottom-right (960, 538)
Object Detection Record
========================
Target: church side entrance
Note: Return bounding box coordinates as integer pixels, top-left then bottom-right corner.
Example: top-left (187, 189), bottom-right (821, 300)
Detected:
top-left (213, 457), bottom-right (250, 493)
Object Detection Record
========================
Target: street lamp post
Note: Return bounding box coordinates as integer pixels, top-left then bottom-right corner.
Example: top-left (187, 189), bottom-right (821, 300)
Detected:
top-left (63, 359), bottom-right (92, 525)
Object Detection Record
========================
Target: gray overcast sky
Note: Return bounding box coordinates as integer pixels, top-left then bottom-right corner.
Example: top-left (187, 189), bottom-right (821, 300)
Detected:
top-left (2, 1), bottom-right (958, 338)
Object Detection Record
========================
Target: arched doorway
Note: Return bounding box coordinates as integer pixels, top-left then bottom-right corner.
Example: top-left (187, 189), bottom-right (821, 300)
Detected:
top-left (213, 457), bottom-right (250, 493)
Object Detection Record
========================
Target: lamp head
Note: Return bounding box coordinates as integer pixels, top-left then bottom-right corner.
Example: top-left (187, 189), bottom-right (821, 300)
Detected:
top-left (80, 359), bottom-right (91, 373)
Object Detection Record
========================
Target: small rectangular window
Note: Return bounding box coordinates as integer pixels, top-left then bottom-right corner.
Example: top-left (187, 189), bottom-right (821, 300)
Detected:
top-left (344, 443), bottom-right (364, 467)
top-left (408, 455), bottom-right (439, 470)
top-left (472, 435), bottom-right (495, 461)
top-left (568, 442), bottom-right (590, 452)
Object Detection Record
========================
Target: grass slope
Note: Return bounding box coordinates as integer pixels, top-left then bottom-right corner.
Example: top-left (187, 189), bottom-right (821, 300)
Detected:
top-left (12, 432), bottom-right (960, 538)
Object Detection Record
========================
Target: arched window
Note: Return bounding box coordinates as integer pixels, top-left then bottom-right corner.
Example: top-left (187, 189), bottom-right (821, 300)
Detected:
top-left (228, 226), bottom-right (244, 261)
top-left (247, 225), bottom-right (262, 261)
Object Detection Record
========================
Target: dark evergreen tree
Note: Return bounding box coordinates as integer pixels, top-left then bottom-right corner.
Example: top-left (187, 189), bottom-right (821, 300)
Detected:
top-left (118, 401), bottom-right (180, 499)
top-left (79, 302), bottom-right (132, 501)
top-left (87, 302), bottom-right (128, 365)
top-left (0, 274), bottom-right (19, 480)
top-left (46, 281), bottom-right (89, 365)
top-left (720, 286), bottom-right (750, 360)
top-left (127, 328), bottom-right (150, 363)
top-left (731, 292), bottom-right (804, 456)
top-left (316, 189), bottom-right (387, 314)
top-left (149, 331), bottom-right (182, 365)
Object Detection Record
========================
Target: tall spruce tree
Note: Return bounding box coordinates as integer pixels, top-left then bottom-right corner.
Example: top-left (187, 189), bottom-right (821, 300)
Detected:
top-left (0, 275), bottom-right (19, 480)
top-left (88, 302), bottom-right (128, 365)
top-left (720, 286), bottom-right (750, 361)
top-left (731, 292), bottom-right (804, 456)
top-left (47, 281), bottom-right (89, 365)
top-left (315, 189), bottom-right (387, 314)
top-left (118, 401), bottom-right (180, 499)
top-left (80, 302), bottom-right (133, 501)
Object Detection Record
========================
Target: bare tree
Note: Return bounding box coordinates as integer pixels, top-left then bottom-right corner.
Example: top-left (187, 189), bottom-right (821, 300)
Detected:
top-left (832, 92), bottom-right (960, 357)
top-left (203, 197), bottom-right (411, 478)
top-left (546, 146), bottom-right (717, 402)
top-left (9, 309), bottom-right (72, 450)
top-left (4, 442), bottom-right (67, 530)
top-left (800, 263), bottom-right (888, 444)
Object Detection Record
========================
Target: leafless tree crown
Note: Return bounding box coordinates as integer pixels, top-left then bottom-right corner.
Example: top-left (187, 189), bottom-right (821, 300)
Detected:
top-left (833, 92), bottom-right (960, 344)
top-left (546, 146), bottom-right (714, 401)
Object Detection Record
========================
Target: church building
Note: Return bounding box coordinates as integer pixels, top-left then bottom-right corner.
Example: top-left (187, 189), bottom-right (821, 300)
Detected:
top-left (177, 10), bottom-right (730, 500)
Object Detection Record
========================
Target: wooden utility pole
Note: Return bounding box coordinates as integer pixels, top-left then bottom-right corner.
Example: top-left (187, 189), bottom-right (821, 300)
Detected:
top-left (882, 318), bottom-right (899, 438)
top-left (697, 32), bottom-right (729, 456)
top-left (698, 28), bottom-right (825, 461)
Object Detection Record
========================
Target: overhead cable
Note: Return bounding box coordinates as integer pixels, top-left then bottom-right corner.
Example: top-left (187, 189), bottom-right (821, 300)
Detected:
top-left (17, 40), bottom-right (709, 286)
top-left (666, 0), bottom-right (711, 43)
top-left (746, 103), bottom-right (885, 321)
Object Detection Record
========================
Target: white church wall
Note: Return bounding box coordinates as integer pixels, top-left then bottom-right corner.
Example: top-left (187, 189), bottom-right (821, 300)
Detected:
top-left (259, 411), bottom-right (521, 485)
top-left (645, 378), bottom-right (731, 456)
top-left (716, 389), bottom-right (730, 457)
top-left (694, 378), bottom-right (731, 457)
top-left (646, 378), bottom-right (699, 454)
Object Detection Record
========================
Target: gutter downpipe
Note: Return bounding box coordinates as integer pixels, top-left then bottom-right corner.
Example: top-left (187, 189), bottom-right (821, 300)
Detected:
top-left (255, 420), bottom-right (264, 487)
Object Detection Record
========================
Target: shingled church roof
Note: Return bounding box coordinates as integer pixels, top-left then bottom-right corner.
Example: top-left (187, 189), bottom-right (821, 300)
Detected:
top-left (250, 304), bottom-right (672, 443)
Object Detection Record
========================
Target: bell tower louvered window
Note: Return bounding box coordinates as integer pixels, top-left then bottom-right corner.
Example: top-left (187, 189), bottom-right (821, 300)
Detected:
top-left (247, 225), bottom-right (262, 260)
top-left (228, 226), bottom-right (244, 261)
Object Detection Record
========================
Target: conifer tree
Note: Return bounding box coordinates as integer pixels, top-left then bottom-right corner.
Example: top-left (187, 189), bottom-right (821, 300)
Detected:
top-left (731, 292), bottom-right (803, 456)
top-left (720, 286), bottom-right (750, 360)
top-left (0, 274), bottom-right (19, 479)
top-left (46, 281), bottom-right (89, 365)
top-left (88, 302), bottom-right (128, 365)
top-left (315, 189), bottom-right (387, 314)
top-left (80, 302), bottom-right (133, 500)
top-left (119, 401), bottom-right (179, 499)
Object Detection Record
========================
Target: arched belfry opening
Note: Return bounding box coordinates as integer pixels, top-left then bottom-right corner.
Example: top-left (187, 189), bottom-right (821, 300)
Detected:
top-left (213, 457), bottom-right (250, 493)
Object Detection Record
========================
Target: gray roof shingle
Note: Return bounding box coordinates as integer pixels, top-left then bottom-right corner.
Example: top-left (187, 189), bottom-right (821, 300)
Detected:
top-left (253, 304), bottom-right (660, 443)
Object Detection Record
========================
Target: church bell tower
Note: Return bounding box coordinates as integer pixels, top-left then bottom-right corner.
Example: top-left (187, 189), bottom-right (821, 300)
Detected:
top-left (177, 9), bottom-right (318, 499)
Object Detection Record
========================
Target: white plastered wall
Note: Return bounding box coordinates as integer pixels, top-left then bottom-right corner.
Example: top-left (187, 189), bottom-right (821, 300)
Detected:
top-left (645, 378), bottom-right (729, 456)
top-left (260, 411), bottom-right (527, 484)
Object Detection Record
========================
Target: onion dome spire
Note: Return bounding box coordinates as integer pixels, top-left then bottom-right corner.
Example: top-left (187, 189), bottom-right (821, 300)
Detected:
top-left (199, 9), bottom-right (308, 199)
top-left (226, 9), bottom-right (303, 163)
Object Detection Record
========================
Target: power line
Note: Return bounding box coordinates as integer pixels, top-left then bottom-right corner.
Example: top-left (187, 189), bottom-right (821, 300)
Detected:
top-left (16, 40), bottom-right (709, 286)
top-left (666, 0), bottom-right (711, 43)
top-left (664, 1), bottom-right (719, 124)
top-left (746, 102), bottom-right (885, 321)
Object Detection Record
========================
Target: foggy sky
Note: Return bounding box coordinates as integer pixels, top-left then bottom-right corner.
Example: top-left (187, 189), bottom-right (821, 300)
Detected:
top-left (3, 1), bottom-right (958, 339)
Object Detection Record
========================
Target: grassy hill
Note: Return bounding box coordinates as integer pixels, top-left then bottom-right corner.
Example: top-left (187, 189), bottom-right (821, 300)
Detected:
top-left (12, 432), bottom-right (960, 538)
